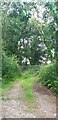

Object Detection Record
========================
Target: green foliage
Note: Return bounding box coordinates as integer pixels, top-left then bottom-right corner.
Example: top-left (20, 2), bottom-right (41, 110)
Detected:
top-left (38, 62), bottom-right (58, 94)
top-left (2, 1), bottom-right (36, 57)
top-left (43, 0), bottom-right (58, 74)
top-left (2, 1), bottom-right (57, 66)
top-left (19, 68), bottom-right (36, 101)
top-left (1, 0), bottom-right (58, 98)
top-left (2, 54), bottom-right (20, 82)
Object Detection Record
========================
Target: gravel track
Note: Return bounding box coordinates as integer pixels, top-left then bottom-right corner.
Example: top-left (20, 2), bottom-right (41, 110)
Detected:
top-left (0, 82), bottom-right (56, 119)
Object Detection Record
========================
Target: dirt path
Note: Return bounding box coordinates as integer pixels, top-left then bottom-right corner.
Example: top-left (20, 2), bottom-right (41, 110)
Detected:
top-left (0, 82), bottom-right (56, 119)
top-left (34, 82), bottom-right (56, 118)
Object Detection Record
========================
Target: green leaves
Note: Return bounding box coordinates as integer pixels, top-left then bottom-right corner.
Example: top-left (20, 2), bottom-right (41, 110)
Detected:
top-left (2, 54), bottom-right (20, 81)
top-left (38, 62), bottom-right (58, 94)
top-left (2, 0), bottom-right (57, 66)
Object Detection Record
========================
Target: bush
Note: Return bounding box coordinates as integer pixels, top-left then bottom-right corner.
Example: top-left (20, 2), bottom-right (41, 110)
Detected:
top-left (2, 54), bottom-right (20, 82)
top-left (38, 62), bottom-right (58, 94)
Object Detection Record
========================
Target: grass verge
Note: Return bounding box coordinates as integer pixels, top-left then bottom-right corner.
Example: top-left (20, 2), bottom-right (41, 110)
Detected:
top-left (19, 69), bottom-right (36, 102)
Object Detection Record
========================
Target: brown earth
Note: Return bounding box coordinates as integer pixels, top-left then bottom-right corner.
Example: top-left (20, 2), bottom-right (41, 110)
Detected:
top-left (0, 82), bottom-right (56, 119)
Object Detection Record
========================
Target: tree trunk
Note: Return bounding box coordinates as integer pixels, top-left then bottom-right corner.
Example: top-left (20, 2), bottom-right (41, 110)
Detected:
top-left (55, 1), bottom-right (58, 76)
top-left (56, 31), bottom-right (58, 76)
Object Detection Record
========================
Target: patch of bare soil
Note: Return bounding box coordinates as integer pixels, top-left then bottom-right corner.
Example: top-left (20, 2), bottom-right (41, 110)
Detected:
top-left (33, 81), bottom-right (56, 118)
top-left (0, 81), bottom-right (56, 119)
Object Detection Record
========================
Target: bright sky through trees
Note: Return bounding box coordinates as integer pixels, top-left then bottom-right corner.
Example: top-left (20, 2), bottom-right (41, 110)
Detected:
top-left (3, 0), bottom-right (54, 2)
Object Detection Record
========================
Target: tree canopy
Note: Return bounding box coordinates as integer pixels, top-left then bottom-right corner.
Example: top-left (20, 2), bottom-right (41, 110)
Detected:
top-left (1, 0), bottom-right (58, 67)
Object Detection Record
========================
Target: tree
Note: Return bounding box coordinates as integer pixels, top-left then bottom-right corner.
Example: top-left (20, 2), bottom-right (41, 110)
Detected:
top-left (55, 0), bottom-right (58, 75)
top-left (2, 1), bottom-right (36, 56)
top-left (2, 1), bottom-right (47, 65)
top-left (43, 0), bottom-right (58, 74)
top-left (2, 0), bottom-right (57, 66)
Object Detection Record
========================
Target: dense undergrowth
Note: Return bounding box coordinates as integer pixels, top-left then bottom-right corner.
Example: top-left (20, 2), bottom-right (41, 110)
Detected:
top-left (37, 62), bottom-right (58, 94)
top-left (2, 54), bottom-right (21, 81)
top-left (1, 54), bottom-right (21, 96)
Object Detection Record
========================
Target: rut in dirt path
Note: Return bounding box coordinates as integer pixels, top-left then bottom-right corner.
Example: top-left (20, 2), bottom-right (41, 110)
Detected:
top-left (0, 82), bottom-right (56, 119)
top-left (1, 84), bottom-right (37, 118)
top-left (34, 82), bottom-right (56, 118)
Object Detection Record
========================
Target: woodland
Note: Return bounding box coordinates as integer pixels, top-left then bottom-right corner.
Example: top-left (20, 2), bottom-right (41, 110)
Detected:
top-left (0, 0), bottom-right (58, 106)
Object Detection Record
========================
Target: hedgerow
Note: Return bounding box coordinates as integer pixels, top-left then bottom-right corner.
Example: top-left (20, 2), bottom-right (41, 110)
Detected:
top-left (38, 62), bottom-right (58, 94)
